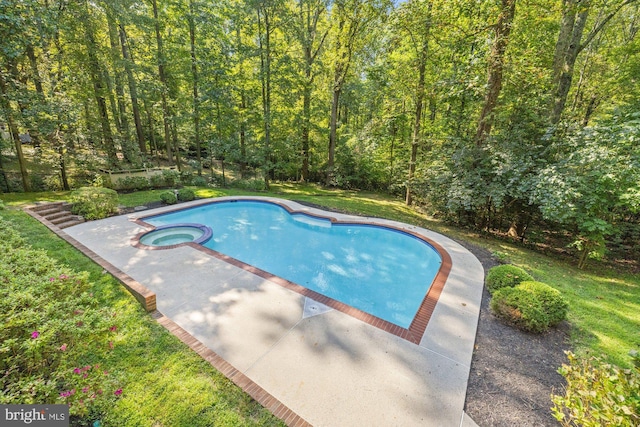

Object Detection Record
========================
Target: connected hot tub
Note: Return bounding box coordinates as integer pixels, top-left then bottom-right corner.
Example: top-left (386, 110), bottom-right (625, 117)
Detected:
top-left (138, 223), bottom-right (212, 247)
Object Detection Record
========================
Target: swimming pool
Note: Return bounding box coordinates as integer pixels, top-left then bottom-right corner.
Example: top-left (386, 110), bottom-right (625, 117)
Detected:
top-left (136, 199), bottom-right (446, 329)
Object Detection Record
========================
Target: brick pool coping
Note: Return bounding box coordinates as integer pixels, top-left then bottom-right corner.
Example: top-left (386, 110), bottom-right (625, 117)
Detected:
top-left (25, 203), bottom-right (312, 427)
top-left (130, 198), bottom-right (452, 345)
top-left (25, 197), bottom-right (480, 427)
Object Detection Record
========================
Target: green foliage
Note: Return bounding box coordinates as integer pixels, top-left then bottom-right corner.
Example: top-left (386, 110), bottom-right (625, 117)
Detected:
top-left (148, 170), bottom-right (181, 189)
top-left (70, 187), bottom-right (119, 220)
top-left (161, 170), bottom-right (181, 187)
top-left (177, 188), bottom-right (196, 202)
top-left (0, 209), bottom-right (284, 426)
top-left (116, 176), bottom-right (151, 191)
top-left (160, 191), bottom-right (177, 205)
top-left (531, 115), bottom-right (640, 268)
top-left (490, 281), bottom-right (568, 333)
top-left (0, 199), bottom-right (5, 210)
top-left (631, 349), bottom-right (640, 369)
top-left (485, 264), bottom-right (534, 293)
top-left (232, 178), bottom-right (268, 191)
top-left (0, 219), bottom-right (121, 419)
top-left (551, 351), bottom-right (640, 426)
top-left (192, 176), bottom-right (208, 187)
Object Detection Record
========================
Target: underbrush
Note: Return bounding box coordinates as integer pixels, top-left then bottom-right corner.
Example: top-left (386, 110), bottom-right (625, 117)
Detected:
top-left (0, 218), bottom-right (122, 422)
top-left (0, 209), bottom-right (283, 426)
top-left (552, 351), bottom-right (639, 426)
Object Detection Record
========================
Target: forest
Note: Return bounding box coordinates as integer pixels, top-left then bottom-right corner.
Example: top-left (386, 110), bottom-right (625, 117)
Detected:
top-left (1, 0), bottom-right (639, 268)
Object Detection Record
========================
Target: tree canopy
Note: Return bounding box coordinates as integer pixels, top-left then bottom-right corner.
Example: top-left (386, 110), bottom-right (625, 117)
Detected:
top-left (1, 0), bottom-right (639, 267)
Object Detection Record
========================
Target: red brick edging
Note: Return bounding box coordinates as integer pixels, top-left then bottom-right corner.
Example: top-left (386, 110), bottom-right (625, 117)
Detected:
top-left (24, 205), bottom-right (311, 427)
top-left (131, 198), bottom-right (453, 345)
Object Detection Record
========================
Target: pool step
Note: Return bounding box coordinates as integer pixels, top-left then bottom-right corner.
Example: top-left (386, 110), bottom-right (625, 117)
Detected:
top-left (25, 202), bottom-right (84, 229)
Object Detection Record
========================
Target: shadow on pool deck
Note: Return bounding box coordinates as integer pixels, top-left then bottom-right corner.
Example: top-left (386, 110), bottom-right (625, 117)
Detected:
top-left (29, 196), bottom-right (485, 427)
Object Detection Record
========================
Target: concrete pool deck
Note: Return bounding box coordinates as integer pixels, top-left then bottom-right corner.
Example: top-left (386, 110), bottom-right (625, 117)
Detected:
top-left (47, 196), bottom-right (484, 426)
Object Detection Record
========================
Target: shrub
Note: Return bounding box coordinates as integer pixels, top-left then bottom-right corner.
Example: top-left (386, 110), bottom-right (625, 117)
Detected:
top-left (232, 178), bottom-right (267, 191)
top-left (192, 176), bottom-right (208, 187)
top-left (70, 187), bottom-right (119, 220)
top-left (160, 191), bottom-right (177, 205)
top-left (485, 264), bottom-right (534, 293)
top-left (161, 170), bottom-right (180, 187)
top-left (180, 171), bottom-right (194, 185)
top-left (490, 281), bottom-right (568, 333)
top-left (177, 188), bottom-right (196, 202)
top-left (552, 351), bottom-right (640, 426)
top-left (0, 219), bottom-right (122, 419)
top-left (116, 176), bottom-right (150, 191)
top-left (148, 170), bottom-right (180, 189)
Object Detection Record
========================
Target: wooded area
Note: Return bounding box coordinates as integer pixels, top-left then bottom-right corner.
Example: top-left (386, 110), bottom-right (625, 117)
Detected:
top-left (0, 0), bottom-right (639, 267)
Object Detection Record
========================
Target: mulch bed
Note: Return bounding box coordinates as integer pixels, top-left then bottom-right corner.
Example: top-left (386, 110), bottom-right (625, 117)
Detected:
top-left (461, 241), bottom-right (571, 426)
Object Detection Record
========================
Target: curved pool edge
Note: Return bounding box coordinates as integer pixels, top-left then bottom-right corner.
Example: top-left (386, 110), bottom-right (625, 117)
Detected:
top-left (54, 197), bottom-right (485, 427)
top-left (132, 222), bottom-right (213, 250)
top-left (130, 196), bottom-right (455, 344)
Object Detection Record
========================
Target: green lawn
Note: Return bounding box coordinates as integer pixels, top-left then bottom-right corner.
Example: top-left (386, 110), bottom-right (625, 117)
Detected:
top-left (1, 183), bottom-right (638, 425)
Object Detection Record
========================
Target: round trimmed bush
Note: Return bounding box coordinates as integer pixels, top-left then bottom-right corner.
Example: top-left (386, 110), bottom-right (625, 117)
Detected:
top-left (490, 281), bottom-right (568, 333)
top-left (485, 264), bottom-right (534, 293)
top-left (70, 187), bottom-right (119, 220)
top-left (160, 191), bottom-right (177, 205)
top-left (177, 188), bottom-right (196, 202)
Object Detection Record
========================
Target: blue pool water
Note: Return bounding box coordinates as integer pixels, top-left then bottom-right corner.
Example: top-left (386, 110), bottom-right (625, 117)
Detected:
top-left (143, 200), bottom-right (442, 328)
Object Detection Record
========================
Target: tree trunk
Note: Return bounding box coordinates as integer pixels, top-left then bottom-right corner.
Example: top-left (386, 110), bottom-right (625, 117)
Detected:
top-left (188, 0), bottom-right (202, 176)
top-left (152, 0), bottom-right (174, 164)
top-left (143, 98), bottom-right (159, 160)
top-left (297, 0), bottom-right (329, 182)
top-left (234, 25), bottom-right (248, 178)
top-left (406, 3), bottom-right (432, 206)
top-left (326, 1), bottom-right (363, 186)
top-left (0, 72), bottom-right (30, 191)
top-left (26, 45), bottom-right (44, 96)
top-left (257, 5), bottom-right (272, 189)
top-left (327, 85), bottom-right (340, 186)
top-left (549, 0), bottom-right (637, 125)
top-left (549, 0), bottom-right (590, 125)
top-left (474, 0), bottom-right (517, 146)
top-left (302, 65), bottom-right (311, 181)
top-left (107, 12), bottom-right (136, 164)
top-left (83, 3), bottom-right (118, 167)
top-left (119, 25), bottom-right (146, 155)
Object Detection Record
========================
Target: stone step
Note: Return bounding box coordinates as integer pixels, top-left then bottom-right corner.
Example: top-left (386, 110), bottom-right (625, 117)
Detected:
top-left (44, 210), bottom-right (72, 221)
top-left (56, 219), bottom-right (84, 229)
top-left (26, 201), bottom-right (84, 229)
top-left (29, 201), bottom-right (67, 212)
top-left (49, 213), bottom-right (76, 225)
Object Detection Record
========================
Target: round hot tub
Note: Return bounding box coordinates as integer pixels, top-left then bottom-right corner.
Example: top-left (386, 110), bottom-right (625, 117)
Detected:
top-left (139, 223), bottom-right (212, 247)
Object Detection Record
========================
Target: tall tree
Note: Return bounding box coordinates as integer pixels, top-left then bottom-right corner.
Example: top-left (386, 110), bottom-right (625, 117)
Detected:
top-left (106, 6), bottom-right (137, 164)
top-left (151, 0), bottom-right (175, 165)
top-left (0, 71), bottom-right (30, 191)
top-left (255, 0), bottom-right (278, 187)
top-left (397, 0), bottom-right (433, 206)
top-left (292, 0), bottom-right (330, 181)
top-left (550, 0), bottom-right (638, 125)
top-left (118, 24), bottom-right (146, 155)
top-left (474, 0), bottom-right (517, 146)
top-left (326, 0), bottom-right (377, 185)
top-left (188, 0), bottom-right (202, 175)
top-left (81, 0), bottom-right (119, 167)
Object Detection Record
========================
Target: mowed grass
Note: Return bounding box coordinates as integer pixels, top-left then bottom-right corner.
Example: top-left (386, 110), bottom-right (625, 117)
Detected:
top-left (1, 182), bottom-right (638, 425)
top-left (125, 183), bottom-right (640, 367)
top-left (0, 205), bottom-right (284, 426)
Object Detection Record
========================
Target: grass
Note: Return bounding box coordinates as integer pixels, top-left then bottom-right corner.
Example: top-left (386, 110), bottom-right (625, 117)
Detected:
top-left (1, 182), bottom-right (639, 422)
top-left (0, 205), bottom-right (283, 426)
